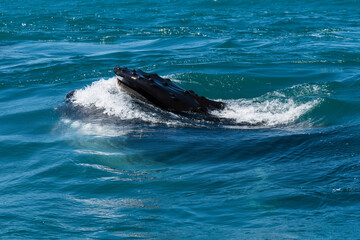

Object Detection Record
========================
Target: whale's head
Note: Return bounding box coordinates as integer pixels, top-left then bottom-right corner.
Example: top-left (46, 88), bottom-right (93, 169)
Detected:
top-left (114, 66), bottom-right (165, 95)
top-left (114, 66), bottom-right (189, 111)
top-left (113, 66), bottom-right (225, 114)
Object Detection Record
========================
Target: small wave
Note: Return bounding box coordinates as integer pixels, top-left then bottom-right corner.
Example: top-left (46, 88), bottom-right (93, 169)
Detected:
top-left (59, 118), bottom-right (131, 137)
top-left (213, 83), bottom-right (325, 126)
top-left (213, 98), bottom-right (320, 127)
top-left (161, 74), bottom-right (183, 83)
top-left (64, 76), bottom-right (324, 129)
top-left (74, 150), bottom-right (124, 156)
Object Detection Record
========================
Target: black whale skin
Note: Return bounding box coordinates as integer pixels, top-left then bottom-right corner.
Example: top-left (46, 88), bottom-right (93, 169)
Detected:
top-left (114, 66), bottom-right (224, 114)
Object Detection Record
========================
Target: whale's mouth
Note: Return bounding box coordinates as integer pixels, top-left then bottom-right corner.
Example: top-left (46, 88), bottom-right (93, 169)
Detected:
top-left (114, 66), bottom-right (138, 79)
top-left (116, 77), bottom-right (123, 89)
top-left (116, 76), bottom-right (134, 93)
top-left (114, 66), bottom-right (147, 90)
top-left (115, 75), bottom-right (140, 94)
top-left (116, 76), bottom-right (125, 86)
top-left (116, 75), bottom-right (151, 104)
top-left (114, 66), bottom-right (140, 91)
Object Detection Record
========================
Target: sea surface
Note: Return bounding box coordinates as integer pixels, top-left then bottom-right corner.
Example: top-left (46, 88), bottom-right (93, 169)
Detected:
top-left (1, 0), bottom-right (360, 239)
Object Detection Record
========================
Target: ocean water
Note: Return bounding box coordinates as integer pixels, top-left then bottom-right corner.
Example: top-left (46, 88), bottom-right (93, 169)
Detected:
top-left (1, 0), bottom-right (360, 239)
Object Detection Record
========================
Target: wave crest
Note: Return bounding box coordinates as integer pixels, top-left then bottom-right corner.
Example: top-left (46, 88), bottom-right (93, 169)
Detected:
top-left (66, 77), bottom-right (323, 128)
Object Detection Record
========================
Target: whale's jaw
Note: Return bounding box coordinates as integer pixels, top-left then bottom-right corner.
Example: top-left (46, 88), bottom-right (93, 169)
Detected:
top-left (114, 66), bottom-right (224, 114)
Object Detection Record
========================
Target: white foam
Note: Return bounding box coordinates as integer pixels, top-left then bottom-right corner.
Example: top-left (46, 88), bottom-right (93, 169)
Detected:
top-left (72, 77), bottom-right (158, 122)
top-left (162, 74), bottom-right (183, 83)
top-left (213, 98), bottom-right (320, 127)
top-left (59, 118), bottom-right (129, 137)
top-left (74, 150), bottom-right (124, 156)
top-left (211, 82), bottom-right (325, 127)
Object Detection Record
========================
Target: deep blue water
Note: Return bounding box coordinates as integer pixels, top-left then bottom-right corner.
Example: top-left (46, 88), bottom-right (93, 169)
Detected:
top-left (1, 0), bottom-right (360, 239)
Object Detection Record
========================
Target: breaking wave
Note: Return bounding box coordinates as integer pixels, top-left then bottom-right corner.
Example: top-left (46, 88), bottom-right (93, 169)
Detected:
top-left (61, 76), bottom-right (324, 131)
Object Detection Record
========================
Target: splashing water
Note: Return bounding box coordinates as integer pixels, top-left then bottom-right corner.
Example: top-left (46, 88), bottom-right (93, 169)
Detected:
top-left (66, 76), bottom-right (323, 128)
top-left (214, 98), bottom-right (320, 126)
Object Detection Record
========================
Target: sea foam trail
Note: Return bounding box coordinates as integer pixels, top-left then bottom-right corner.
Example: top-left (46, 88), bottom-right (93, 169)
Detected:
top-left (214, 98), bottom-right (320, 126)
top-left (69, 77), bottom-right (322, 127)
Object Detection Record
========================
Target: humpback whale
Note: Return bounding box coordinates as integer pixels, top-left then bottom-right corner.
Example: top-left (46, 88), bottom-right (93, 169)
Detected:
top-left (114, 67), bottom-right (225, 114)
top-left (65, 67), bottom-right (225, 116)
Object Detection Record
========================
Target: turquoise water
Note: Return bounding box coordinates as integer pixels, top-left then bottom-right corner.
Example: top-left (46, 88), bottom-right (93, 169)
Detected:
top-left (1, 0), bottom-right (360, 239)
